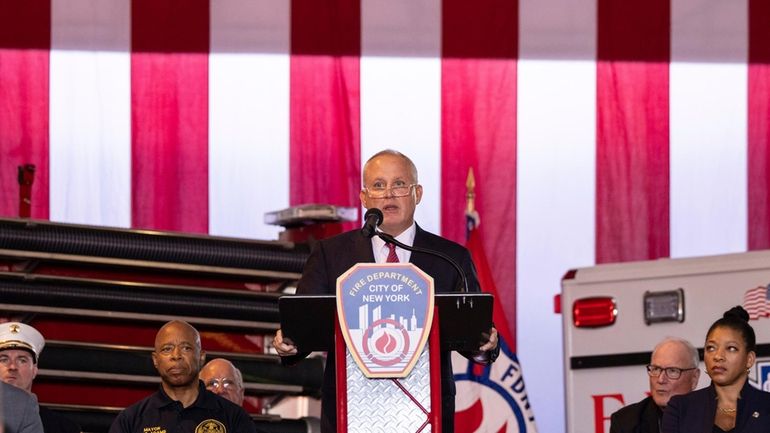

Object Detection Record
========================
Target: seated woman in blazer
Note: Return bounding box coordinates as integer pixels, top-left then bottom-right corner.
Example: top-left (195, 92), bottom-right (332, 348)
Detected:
top-left (661, 306), bottom-right (770, 433)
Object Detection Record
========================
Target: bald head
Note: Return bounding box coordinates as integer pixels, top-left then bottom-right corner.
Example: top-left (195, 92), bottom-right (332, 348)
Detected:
top-left (363, 149), bottom-right (418, 184)
top-left (152, 321), bottom-right (205, 391)
top-left (155, 321), bottom-right (201, 351)
top-left (200, 358), bottom-right (245, 406)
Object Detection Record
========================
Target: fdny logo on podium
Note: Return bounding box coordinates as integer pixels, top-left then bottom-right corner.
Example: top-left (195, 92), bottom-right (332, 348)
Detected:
top-left (337, 263), bottom-right (434, 378)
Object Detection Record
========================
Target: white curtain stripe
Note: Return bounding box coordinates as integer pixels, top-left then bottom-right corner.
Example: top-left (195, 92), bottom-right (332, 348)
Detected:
top-left (49, 0), bottom-right (131, 228)
top-left (670, 0), bottom-right (748, 258)
top-left (361, 0), bottom-right (442, 234)
top-left (518, 2), bottom-right (598, 431)
top-left (517, 59), bottom-right (597, 433)
top-left (209, 0), bottom-right (290, 240)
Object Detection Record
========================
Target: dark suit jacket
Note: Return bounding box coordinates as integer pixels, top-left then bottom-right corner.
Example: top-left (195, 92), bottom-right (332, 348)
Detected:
top-left (661, 381), bottom-right (770, 433)
top-left (610, 396), bottom-right (661, 433)
top-left (291, 225), bottom-right (482, 433)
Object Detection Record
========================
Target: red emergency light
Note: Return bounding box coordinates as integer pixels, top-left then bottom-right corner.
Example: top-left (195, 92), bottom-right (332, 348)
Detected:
top-left (572, 297), bottom-right (617, 328)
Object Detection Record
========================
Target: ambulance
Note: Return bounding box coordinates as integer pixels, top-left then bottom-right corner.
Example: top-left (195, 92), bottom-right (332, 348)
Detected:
top-left (561, 249), bottom-right (770, 433)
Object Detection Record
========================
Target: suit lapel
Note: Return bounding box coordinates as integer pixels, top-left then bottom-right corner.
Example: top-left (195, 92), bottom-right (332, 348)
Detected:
top-left (353, 230), bottom-right (376, 264)
top-left (640, 397), bottom-right (660, 433)
top-left (409, 225), bottom-right (458, 293)
top-left (408, 225), bottom-right (433, 271)
top-left (704, 384), bottom-right (718, 433)
top-left (735, 382), bottom-right (755, 432)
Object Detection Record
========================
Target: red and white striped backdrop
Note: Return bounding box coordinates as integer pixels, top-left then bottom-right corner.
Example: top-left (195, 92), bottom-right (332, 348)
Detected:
top-left (1, 0), bottom-right (769, 431)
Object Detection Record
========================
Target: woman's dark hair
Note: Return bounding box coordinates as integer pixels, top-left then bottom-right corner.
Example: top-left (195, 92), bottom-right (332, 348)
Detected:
top-left (706, 306), bottom-right (756, 352)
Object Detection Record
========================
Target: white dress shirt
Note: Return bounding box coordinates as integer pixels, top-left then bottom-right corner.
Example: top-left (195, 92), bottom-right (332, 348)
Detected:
top-left (371, 222), bottom-right (416, 264)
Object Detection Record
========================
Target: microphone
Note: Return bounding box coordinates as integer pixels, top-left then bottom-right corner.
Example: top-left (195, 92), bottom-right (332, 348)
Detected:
top-left (375, 231), bottom-right (470, 293)
top-left (361, 208), bottom-right (383, 238)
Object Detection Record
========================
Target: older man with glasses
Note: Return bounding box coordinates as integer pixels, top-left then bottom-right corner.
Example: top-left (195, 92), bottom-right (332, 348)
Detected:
top-left (273, 149), bottom-right (499, 433)
top-left (610, 337), bottom-right (701, 433)
top-left (200, 358), bottom-right (244, 406)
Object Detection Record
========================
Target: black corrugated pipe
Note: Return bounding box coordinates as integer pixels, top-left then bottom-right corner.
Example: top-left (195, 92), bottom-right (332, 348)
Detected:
top-left (0, 218), bottom-right (308, 273)
top-left (0, 273), bottom-right (281, 324)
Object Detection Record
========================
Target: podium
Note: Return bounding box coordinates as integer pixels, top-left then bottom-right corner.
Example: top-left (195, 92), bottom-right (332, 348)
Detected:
top-left (279, 272), bottom-right (493, 433)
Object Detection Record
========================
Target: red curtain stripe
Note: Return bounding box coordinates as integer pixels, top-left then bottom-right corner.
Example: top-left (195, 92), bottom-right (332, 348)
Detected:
top-left (748, 0), bottom-right (770, 250)
top-left (0, 0), bottom-right (50, 219)
top-left (289, 0), bottom-right (361, 231)
top-left (441, 0), bottom-right (518, 348)
top-left (131, 0), bottom-right (210, 233)
top-left (596, 0), bottom-right (671, 263)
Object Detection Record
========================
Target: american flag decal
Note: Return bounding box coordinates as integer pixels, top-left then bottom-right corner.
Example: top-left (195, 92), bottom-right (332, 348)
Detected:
top-left (743, 285), bottom-right (770, 320)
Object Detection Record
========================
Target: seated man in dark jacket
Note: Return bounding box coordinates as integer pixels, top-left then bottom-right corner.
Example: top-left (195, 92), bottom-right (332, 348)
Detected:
top-left (610, 337), bottom-right (700, 433)
top-left (109, 321), bottom-right (257, 433)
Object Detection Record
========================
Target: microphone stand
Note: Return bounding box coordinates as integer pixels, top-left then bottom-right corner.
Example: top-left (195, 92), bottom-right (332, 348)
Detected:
top-left (377, 230), bottom-right (498, 363)
top-left (375, 231), bottom-right (469, 293)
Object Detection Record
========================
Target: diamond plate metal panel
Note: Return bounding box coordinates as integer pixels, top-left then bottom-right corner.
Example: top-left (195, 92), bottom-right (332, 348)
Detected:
top-left (346, 347), bottom-right (432, 433)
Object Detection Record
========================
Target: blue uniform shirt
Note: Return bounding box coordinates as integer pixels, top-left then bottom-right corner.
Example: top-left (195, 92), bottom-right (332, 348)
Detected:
top-left (108, 381), bottom-right (257, 433)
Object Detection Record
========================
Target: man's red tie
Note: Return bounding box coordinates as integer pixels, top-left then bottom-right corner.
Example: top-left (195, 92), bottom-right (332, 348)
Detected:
top-left (386, 242), bottom-right (399, 263)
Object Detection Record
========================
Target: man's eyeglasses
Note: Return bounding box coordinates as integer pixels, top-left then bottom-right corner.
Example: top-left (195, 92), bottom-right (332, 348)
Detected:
top-left (363, 184), bottom-right (417, 199)
top-left (646, 364), bottom-right (697, 379)
top-left (205, 378), bottom-right (239, 390)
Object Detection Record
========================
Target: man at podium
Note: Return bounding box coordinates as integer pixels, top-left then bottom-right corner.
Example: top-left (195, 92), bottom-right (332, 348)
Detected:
top-left (273, 149), bottom-right (499, 433)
